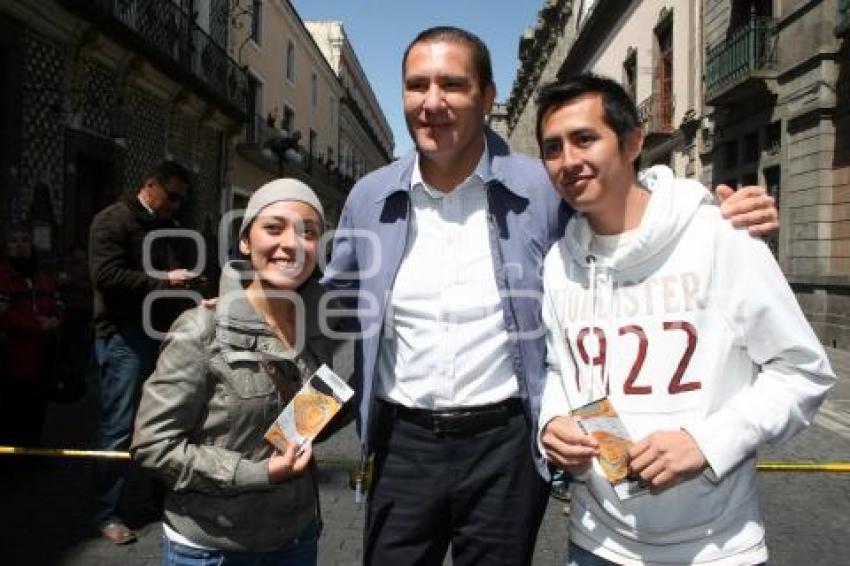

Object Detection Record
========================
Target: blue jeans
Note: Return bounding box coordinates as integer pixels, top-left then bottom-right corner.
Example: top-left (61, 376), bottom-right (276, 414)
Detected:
top-left (93, 326), bottom-right (158, 525)
top-left (161, 521), bottom-right (320, 565)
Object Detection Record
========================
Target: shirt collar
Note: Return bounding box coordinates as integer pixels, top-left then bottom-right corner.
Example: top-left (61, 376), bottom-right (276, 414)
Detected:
top-left (374, 127), bottom-right (529, 202)
top-left (137, 194), bottom-right (155, 216)
top-left (410, 136), bottom-right (491, 196)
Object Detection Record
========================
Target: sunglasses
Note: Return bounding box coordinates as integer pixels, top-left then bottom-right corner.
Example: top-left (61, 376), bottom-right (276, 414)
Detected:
top-left (155, 181), bottom-right (187, 203)
top-left (164, 189), bottom-right (185, 203)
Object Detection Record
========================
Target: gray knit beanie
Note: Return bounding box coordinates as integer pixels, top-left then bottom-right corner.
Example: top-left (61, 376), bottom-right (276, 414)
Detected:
top-left (239, 178), bottom-right (325, 238)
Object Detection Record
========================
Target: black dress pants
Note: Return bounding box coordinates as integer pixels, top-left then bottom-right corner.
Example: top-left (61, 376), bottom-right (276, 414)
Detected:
top-left (364, 406), bottom-right (550, 566)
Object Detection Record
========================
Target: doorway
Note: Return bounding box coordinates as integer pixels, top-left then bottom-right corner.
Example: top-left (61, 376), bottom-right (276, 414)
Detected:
top-left (63, 130), bottom-right (120, 253)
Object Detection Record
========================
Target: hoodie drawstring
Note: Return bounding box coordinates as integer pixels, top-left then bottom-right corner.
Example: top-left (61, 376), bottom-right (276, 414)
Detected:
top-left (586, 254), bottom-right (598, 399)
top-left (586, 254), bottom-right (619, 399)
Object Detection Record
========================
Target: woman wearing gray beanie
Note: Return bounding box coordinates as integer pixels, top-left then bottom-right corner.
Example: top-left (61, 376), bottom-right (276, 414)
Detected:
top-left (132, 178), bottom-right (337, 565)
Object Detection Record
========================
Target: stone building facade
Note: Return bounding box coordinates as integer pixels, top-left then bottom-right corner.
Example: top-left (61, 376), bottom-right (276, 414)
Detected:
top-left (504, 0), bottom-right (850, 349)
top-left (306, 21), bottom-right (393, 176)
top-left (703, 0), bottom-right (850, 347)
top-left (487, 102), bottom-right (510, 140)
top-left (230, 0), bottom-right (345, 228)
top-left (0, 0), bottom-right (245, 267)
top-left (504, 0), bottom-right (575, 157)
top-left (506, 0), bottom-right (703, 178)
top-left (230, 2), bottom-right (392, 230)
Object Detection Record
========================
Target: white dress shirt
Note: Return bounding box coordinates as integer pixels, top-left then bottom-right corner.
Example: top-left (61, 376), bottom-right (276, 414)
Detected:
top-left (376, 144), bottom-right (520, 409)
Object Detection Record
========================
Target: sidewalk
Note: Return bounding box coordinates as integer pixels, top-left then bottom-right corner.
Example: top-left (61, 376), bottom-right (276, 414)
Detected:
top-left (0, 349), bottom-right (848, 565)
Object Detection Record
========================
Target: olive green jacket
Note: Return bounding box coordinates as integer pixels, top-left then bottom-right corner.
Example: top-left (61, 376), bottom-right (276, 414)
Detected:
top-left (132, 261), bottom-right (337, 551)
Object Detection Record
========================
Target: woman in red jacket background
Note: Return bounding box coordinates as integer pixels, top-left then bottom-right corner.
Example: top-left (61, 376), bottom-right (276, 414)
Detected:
top-left (0, 224), bottom-right (64, 448)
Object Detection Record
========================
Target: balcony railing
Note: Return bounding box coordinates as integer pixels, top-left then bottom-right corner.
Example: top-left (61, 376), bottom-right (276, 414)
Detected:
top-left (60, 0), bottom-right (247, 119)
top-left (238, 114), bottom-right (354, 193)
top-left (705, 16), bottom-right (777, 104)
top-left (638, 92), bottom-right (673, 138)
top-left (838, 0), bottom-right (850, 37)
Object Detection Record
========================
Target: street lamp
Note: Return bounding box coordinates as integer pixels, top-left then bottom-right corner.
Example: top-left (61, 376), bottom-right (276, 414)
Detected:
top-left (262, 129), bottom-right (302, 176)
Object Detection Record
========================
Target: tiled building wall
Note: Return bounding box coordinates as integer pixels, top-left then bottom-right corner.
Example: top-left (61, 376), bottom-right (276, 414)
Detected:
top-left (17, 28), bottom-right (65, 224)
top-left (123, 87), bottom-right (168, 193)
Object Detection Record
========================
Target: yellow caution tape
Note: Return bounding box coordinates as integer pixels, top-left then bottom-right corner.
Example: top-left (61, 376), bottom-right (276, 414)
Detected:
top-left (756, 461), bottom-right (850, 473)
top-left (2, 447), bottom-right (849, 473)
top-left (0, 446), bottom-right (130, 460)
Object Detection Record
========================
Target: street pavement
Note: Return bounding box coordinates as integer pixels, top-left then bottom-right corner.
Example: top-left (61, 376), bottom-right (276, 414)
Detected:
top-left (1, 349), bottom-right (849, 565)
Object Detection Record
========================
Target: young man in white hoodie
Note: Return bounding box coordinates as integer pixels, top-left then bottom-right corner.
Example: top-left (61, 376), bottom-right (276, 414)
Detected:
top-left (536, 74), bottom-right (836, 565)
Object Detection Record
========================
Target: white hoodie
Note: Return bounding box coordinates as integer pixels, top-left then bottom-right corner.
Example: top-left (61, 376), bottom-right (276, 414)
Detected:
top-left (539, 169), bottom-right (835, 565)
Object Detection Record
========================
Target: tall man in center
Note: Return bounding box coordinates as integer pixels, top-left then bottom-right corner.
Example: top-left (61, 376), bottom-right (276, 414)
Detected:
top-left (324, 26), bottom-right (778, 565)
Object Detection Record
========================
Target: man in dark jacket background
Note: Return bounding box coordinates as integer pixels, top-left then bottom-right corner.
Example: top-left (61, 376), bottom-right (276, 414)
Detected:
top-left (89, 160), bottom-right (197, 545)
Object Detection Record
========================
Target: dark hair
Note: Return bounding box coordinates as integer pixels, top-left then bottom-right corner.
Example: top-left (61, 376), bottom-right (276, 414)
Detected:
top-left (535, 73), bottom-right (641, 152)
top-left (402, 26), bottom-right (493, 90)
top-left (139, 160), bottom-right (191, 191)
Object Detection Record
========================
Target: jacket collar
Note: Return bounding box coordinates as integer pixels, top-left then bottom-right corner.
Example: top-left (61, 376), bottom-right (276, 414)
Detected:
top-left (373, 127), bottom-right (530, 202)
top-left (215, 260), bottom-right (325, 340)
top-left (121, 192), bottom-right (158, 224)
top-left (121, 191), bottom-right (183, 230)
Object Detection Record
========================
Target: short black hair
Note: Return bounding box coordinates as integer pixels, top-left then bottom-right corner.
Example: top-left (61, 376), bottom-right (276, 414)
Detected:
top-left (535, 73), bottom-right (641, 152)
top-left (139, 160), bottom-right (191, 191)
top-left (402, 26), bottom-right (493, 90)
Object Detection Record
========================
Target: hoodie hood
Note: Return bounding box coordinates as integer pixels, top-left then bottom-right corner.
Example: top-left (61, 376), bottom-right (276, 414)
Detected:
top-left (563, 165), bottom-right (711, 278)
top-left (550, 166), bottom-right (713, 401)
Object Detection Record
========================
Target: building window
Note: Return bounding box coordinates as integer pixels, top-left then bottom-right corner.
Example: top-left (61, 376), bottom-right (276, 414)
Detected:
top-left (730, 0), bottom-right (772, 31)
top-left (308, 129), bottom-right (317, 168)
top-left (340, 143), bottom-right (350, 176)
top-left (311, 72), bottom-right (318, 111)
top-left (723, 139), bottom-right (739, 169)
top-left (763, 165), bottom-right (781, 256)
top-left (743, 131), bottom-right (759, 163)
top-left (282, 105), bottom-right (295, 135)
top-left (246, 72), bottom-right (263, 143)
top-left (286, 41), bottom-right (295, 82)
top-left (765, 121), bottom-right (781, 154)
top-left (623, 50), bottom-right (637, 101)
top-left (250, 0), bottom-right (262, 44)
top-left (653, 15), bottom-right (673, 131)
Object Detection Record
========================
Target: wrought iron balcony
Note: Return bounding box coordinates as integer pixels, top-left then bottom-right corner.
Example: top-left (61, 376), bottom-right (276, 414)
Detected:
top-left (59, 0), bottom-right (247, 120)
top-left (705, 16), bottom-right (777, 106)
top-left (238, 113), bottom-right (354, 195)
top-left (638, 92), bottom-right (673, 141)
top-left (838, 0), bottom-right (850, 38)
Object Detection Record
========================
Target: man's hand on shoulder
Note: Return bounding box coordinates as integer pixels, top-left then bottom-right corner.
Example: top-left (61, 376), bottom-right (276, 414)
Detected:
top-left (715, 184), bottom-right (778, 238)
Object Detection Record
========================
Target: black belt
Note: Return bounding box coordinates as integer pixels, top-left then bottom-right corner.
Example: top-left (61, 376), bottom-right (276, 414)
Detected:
top-left (380, 398), bottom-right (524, 437)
